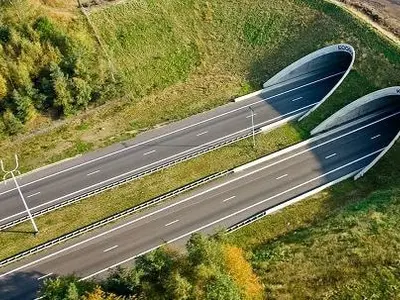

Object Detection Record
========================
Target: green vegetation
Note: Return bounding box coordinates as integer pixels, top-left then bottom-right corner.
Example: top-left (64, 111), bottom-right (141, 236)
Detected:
top-left (40, 233), bottom-right (263, 300)
top-left (0, 0), bottom-right (399, 172)
top-left (0, 125), bottom-right (303, 260)
top-left (38, 143), bottom-right (400, 299)
top-left (0, 0), bottom-right (399, 298)
top-left (228, 143), bottom-right (400, 299)
top-left (0, 0), bottom-right (114, 136)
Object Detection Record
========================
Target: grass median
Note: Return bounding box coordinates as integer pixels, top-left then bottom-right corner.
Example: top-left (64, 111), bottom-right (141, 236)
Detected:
top-left (0, 0), bottom-right (399, 173)
top-left (0, 0), bottom-right (399, 269)
top-left (0, 124), bottom-right (305, 261)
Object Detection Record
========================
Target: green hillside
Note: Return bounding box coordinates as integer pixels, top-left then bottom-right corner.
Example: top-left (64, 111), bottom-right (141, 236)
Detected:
top-left (0, 0), bottom-right (399, 171)
top-left (0, 0), bottom-right (399, 298)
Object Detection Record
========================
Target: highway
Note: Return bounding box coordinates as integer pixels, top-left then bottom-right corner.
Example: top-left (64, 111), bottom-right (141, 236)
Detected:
top-left (0, 110), bottom-right (398, 300)
top-left (0, 69), bottom-right (346, 228)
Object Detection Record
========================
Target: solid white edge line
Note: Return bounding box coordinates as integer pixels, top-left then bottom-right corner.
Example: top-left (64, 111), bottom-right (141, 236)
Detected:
top-left (0, 103), bottom-right (317, 224)
top-left (103, 245), bottom-right (119, 253)
top-left (0, 149), bottom-right (382, 280)
top-left (235, 110), bottom-right (400, 173)
top-left (0, 72), bottom-right (336, 195)
top-left (80, 149), bottom-right (381, 280)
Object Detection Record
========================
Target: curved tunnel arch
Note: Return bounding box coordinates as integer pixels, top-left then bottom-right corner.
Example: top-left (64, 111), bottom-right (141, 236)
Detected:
top-left (312, 87), bottom-right (400, 135)
top-left (312, 87), bottom-right (400, 180)
top-left (261, 44), bottom-right (355, 120)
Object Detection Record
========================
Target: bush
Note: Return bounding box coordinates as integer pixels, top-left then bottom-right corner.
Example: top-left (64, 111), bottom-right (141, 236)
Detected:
top-left (0, 74), bottom-right (7, 101)
top-left (0, 25), bottom-right (11, 44)
top-left (0, 3), bottom-right (113, 135)
top-left (2, 109), bottom-right (23, 135)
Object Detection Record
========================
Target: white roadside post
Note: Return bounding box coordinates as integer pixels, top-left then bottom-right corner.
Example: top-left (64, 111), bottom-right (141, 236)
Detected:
top-left (1, 154), bottom-right (39, 234)
top-left (248, 106), bottom-right (256, 148)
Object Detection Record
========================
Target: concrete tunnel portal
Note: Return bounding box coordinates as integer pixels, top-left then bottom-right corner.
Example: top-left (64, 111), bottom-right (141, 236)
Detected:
top-left (311, 86), bottom-right (400, 180)
top-left (262, 44), bottom-right (355, 119)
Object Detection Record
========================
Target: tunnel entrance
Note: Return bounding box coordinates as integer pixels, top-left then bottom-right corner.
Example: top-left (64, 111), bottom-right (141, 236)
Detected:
top-left (261, 44), bottom-right (355, 120)
top-left (311, 87), bottom-right (400, 180)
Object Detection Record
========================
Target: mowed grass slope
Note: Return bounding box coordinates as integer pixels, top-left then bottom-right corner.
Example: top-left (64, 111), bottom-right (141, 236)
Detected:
top-left (0, 0), bottom-right (399, 171)
top-left (0, 0), bottom-right (399, 274)
top-left (229, 142), bottom-right (400, 299)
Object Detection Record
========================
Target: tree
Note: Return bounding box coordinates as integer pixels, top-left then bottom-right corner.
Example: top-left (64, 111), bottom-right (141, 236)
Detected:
top-left (73, 77), bottom-right (92, 109)
top-left (222, 245), bottom-right (263, 300)
top-left (2, 109), bottom-right (22, 135)
top-left (165, 271), bottom-right (192, 300)
top-left (187, 233), bottom-right (224, 268)
top-left (135, 247), bottom-right (178, 296)
top-left (0, 25), bottom-right (11, 44)
top-left (102, 267), bottom-right (142, 297)
top-left (66, 282), bottom-right (80, 300)
top-left (39, 275), bottom-right (96, 300)
top-left (50, 62), bottom-right (74, 116)
top-left (12, 89), bottom-right (35, 122)
top-left (204, 273), bottom-right (242, 300)
top-left (82, 286), bottom-right (120, 300)
top-left (0, 73), bottom-right (7, 101)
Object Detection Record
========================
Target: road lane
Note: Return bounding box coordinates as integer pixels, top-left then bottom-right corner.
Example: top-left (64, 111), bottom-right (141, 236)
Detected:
top-left (0, 111), bottom-right (398, 300)
top-left (0, 71), bottom-right (342, 227)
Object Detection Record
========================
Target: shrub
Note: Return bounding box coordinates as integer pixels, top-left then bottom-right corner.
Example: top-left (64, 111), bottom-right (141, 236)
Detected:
top-left (2, 109), bottom-right (23, 135)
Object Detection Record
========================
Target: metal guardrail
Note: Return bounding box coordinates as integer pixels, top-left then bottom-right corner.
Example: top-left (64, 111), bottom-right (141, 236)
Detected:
top-left (0, 130), bottom-right (259, 231)
top-left (0, 169), bottom-right (233, 269)
top-left (226, 210), bottom-right (268, 233)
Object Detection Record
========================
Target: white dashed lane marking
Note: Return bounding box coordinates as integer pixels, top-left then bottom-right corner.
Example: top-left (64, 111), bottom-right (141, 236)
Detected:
top-left (103, 245), bottom-right (119, 253)
top-left (37, 273), bottom-right (53, 281)
top-left (27, 192), bottom-right (41, 198)
top-left (325, 153), bottom-right (337, 160)
top-left (143, 150), bottom-right (156, 156)
top-left (276, 174), bottom-right (289, 180)
top-left (371, 134), bottom-right (381, 140)
top-left (291, 97), bottom-right (303, 102)
top-left (222, 196), bottom-right (236, 203)
top-left (196, 131), bottom-right (209, 137)
top-left (165, 220), bottom-right (180, 227)
top-left (87, 170), bottom-right (101, 176)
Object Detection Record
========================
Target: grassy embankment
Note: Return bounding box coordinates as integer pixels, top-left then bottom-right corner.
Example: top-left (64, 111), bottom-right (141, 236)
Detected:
top-left (0, 0), bottom-right (399, 265)
top-left (226, 1), bottom-right (400, 298)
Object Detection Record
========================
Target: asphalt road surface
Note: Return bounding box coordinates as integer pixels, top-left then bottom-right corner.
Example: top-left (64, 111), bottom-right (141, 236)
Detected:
top-left (0, 110), bottom-right (398, 300)
top-left (0, 70), bottom-right (345, 228)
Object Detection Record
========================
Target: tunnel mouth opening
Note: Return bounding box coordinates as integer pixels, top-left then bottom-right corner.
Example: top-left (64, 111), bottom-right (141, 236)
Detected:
top-left (312, 88), bottom-right (400, 135)
top-left (266, 51), bottom-right (353, 89)
top-left (263, 44), bottom-right (355, 90)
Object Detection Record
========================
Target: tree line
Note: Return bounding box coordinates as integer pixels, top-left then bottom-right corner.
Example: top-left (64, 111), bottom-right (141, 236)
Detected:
top-left (0, 4), bottom-right (115, 136)
top-left (39, 233), bottom-right (264, 300)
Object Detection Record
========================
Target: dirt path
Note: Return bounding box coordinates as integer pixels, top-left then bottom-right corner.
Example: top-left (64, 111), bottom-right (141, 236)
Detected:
top-left (327, 0), bottom-right (400, 45)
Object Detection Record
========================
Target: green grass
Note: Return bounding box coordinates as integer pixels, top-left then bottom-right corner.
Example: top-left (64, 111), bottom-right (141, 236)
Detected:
top-left (228, 143), bottom-right (400, 299)
top-left (0, 0), bottom-right (399, 272)
top-left (0, 0), bottom-right (399, 172)
top-left (0, 124), bottom-right (303, 261)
